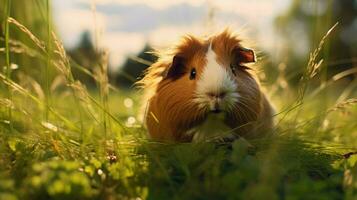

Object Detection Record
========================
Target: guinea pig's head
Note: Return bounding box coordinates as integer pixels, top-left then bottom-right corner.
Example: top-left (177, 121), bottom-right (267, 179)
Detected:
top-left (153, 30), bottom-right (257, 130)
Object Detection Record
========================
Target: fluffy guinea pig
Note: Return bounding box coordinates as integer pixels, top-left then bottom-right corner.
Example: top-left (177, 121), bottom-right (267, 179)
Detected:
top-left (138, 30), bottom-right (274, 142)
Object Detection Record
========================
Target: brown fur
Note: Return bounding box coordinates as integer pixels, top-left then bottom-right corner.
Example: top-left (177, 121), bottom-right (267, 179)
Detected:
top-left (138, 29), bottom-right (274, 142)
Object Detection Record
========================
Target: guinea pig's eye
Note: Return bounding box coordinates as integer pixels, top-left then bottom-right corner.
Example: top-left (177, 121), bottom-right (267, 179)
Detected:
top-left (230, 64), bottom-right (236, 76)
top-left (189, 68), bottom-right (196, 80)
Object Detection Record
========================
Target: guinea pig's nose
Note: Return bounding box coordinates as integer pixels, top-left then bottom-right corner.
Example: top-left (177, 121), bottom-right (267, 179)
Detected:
top-left (207, 91), bottom-right (226, 99)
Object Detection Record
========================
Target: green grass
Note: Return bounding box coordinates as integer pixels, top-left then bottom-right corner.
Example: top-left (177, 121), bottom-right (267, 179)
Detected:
top-left (1, 3), bottom-right (357, 200)
top-left (4, 0), bottom-right (13, 132)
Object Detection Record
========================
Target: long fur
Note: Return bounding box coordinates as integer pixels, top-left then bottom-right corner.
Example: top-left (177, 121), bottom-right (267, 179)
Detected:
top-left (137, 29), bottom-right (274, 142)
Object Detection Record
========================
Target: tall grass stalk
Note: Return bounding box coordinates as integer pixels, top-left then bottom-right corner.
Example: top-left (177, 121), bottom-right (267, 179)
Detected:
top-left (91, 0), bottom-right (111, 142)
top-left (7, 17), bottom-right (46, 52)
top-left (4, 0), bottom-right (13, 132)
top-left (51, 32), bottom-right (85, 140)
top-left (0, 73), bottom-right (79, 131)
top-left (297, 22), bottom-right (338, 103)
top-left (316, 0), bottom-right (333, 134)
top-left (96, 51), bottom-right (110, 141)
top-left (7, 11), bottom-right (87, 138)
top-left (292, 22), bottom-right (338, 127)
top-left (6, 15), bottom-right (121, 143)
top-left (44, 0), bottom-right (52, 120)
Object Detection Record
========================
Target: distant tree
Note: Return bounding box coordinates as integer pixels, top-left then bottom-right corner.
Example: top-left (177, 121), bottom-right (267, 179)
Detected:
top-left (67, 31), bottom-right (100, 87)
top-left (115, 44), bottom-right (157, 88)
top-left (274, 0), bottom-right (357, 84)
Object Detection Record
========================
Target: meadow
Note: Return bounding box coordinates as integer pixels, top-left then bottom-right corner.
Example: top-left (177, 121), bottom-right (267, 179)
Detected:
top-left (1, 1), bottom-right (357, 199)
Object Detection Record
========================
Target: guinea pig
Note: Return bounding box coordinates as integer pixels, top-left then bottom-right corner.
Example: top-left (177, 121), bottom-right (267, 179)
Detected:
top-left (138, 29), bottom-right (274, 142)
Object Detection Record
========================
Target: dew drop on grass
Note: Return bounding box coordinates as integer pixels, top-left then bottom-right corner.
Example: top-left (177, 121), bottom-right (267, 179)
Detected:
top-left (2, 120), bottom-right (10, 124)
top-left (2, 63), bottom-right (19, 71)
top-left (125, 116), bottom-right (136, 127)
top-left (10, 63), bottom-right (18, 70)
top-left (41, 121), bottom-right (59, 132)
top-left (124, 98), bottom-right (134, 108)
top-left (322, 119), bottom-right (329, 129)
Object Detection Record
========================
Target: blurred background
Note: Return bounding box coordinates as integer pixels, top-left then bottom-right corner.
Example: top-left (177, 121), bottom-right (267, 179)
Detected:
top-left (1, 0), bottom-right (356, 90)
top-left (1, 2), bottom-right (357, 198)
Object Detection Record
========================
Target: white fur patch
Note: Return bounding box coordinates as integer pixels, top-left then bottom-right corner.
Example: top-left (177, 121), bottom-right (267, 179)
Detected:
top-left (193, 43), bottom-right (239, 111)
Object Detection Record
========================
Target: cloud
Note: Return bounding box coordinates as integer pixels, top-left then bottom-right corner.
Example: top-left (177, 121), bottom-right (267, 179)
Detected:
top-left (53, 0), bottom-right (293, 70)
top-left (78, 0), bottom-right (206, 10)
top-left (101, 32), bottom-right (146, 68)
top-left (93, 3), bottom-right (207, 32)
top-left (54, 8), bottom-right (108, 48)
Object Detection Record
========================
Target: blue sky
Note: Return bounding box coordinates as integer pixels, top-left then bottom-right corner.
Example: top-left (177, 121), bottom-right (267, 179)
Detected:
top-left (52, 0), bottom-right (292, 70)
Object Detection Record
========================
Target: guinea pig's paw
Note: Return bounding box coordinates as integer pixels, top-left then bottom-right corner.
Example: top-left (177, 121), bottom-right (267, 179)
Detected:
top-left (213, 133), bottom-right (240, 144)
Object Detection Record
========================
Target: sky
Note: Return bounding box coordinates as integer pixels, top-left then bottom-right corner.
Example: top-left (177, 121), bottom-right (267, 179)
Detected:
top-left (52, 0), bottom-right (292, 71)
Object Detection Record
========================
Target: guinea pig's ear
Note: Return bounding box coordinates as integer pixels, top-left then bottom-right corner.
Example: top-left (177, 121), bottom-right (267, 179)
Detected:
top-left (232, 47), bottom-right (256, 64)
top-left (166, 55), bottom-right (185, 79)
